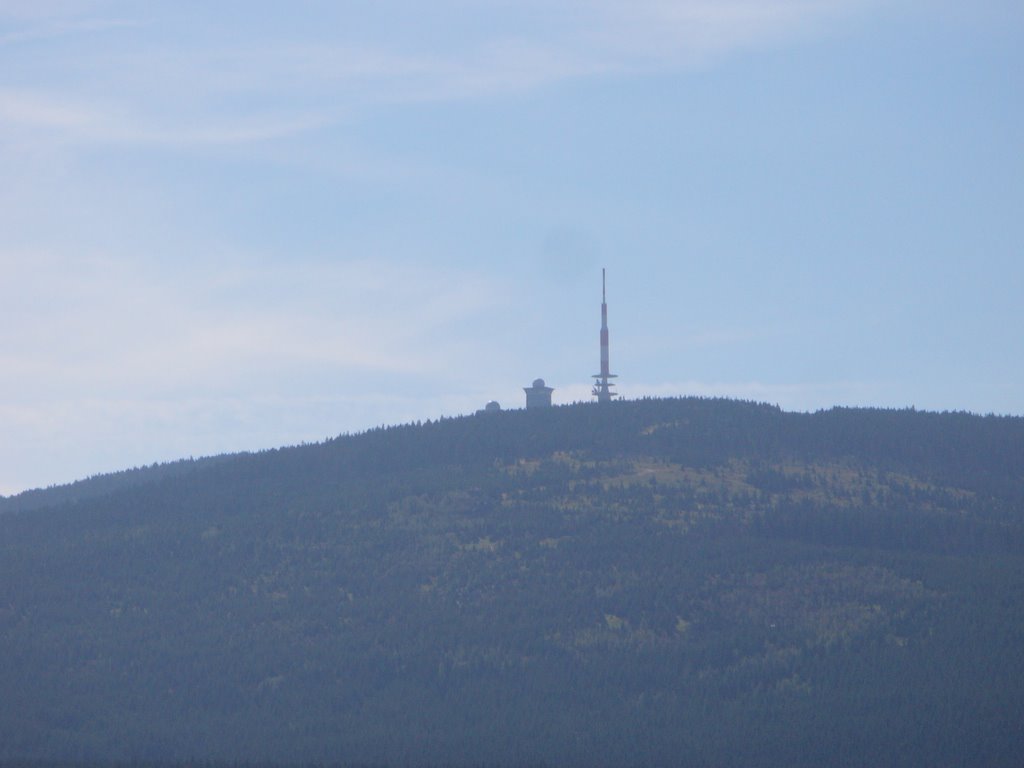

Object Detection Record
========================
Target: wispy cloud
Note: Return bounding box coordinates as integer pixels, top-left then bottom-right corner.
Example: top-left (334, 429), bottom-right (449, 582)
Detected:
top-left (0, 249), bottom-right (505, 400)
top-left (0, 1), bottom-right (882, 148)
top-left (0, 87), bottom-right (101, 131)
top-left (0, 16), bottom-right (144, 45)
top-left (0, 86), bottom-right (326, 147)
top-left (601, 0), bottom-right (878, 52)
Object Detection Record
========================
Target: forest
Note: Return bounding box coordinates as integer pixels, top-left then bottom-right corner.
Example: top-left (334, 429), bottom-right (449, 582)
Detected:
top-left (1, 397), bottom-right (1023, 767)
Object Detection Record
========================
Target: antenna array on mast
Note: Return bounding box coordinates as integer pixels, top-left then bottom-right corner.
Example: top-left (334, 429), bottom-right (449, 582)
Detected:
top-left (592, 267), bottom-right (618, 403)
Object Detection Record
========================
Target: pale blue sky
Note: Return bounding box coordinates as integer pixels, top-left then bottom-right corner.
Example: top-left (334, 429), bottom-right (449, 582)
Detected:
top-left (2, 1), bottom-right (1022, 494)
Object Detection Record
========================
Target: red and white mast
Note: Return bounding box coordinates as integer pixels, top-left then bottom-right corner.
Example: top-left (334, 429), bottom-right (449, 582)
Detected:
top-left (592, 268), bottom-right (617, 402)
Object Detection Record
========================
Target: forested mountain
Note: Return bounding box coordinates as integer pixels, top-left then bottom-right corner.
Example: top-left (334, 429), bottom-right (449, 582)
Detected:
top-left (2, 397), bottom-right (1023, 767)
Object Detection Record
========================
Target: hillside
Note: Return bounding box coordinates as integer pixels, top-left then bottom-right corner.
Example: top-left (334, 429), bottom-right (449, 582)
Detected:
top-left (2, 397), bottom-right (1024, 767)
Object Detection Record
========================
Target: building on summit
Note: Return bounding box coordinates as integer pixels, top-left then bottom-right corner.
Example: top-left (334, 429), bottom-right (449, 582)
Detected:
top-left (524, 378), bottom-right (554, 409)
top-left (479, 269), bottom-right (617, 414)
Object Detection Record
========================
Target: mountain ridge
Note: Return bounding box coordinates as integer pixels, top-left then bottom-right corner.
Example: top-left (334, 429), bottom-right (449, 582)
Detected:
top-left (4, 396), bottom-right (1020, 513)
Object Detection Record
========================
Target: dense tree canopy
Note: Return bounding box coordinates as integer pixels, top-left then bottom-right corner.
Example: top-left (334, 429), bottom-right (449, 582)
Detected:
top-left (1, 398), bottom-right (1023, 766)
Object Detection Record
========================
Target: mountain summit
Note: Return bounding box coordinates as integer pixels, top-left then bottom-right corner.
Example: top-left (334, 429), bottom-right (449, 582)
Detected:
top-left (2, 397), bottom-right (1023, 766)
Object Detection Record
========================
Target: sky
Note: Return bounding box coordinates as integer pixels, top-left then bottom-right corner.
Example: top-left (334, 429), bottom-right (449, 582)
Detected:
top-left (2, 0), bottom-right (1022, 495)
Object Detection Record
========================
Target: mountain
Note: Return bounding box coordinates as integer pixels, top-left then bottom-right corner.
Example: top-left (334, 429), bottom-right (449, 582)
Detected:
top-left (2, 397), bottom-right (1023, 767)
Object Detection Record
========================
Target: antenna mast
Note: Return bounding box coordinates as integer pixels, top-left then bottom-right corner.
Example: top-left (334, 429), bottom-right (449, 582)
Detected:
top-left (592, 268), bottom-right (618, 403)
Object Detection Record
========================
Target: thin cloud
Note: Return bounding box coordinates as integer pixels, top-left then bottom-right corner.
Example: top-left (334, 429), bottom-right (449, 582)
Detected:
top-left (0, 87), bottom-right (103, 131)
top-left (193, 0), bottom-right (883, 99)
top-left (0, 16), bottom-right (144, 45)
top-left (0, 1), bottom-right (885, 148)
top-left (0, 87), bottom-right (326, 146)
top-left (0, 250), bottom-right (506, 402)
top-left (594, 0), bottom-right (881, 58)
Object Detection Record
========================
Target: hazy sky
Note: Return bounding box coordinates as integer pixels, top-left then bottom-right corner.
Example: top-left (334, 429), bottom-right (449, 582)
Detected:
top-left (2, 1), bottom-right (1022, 494)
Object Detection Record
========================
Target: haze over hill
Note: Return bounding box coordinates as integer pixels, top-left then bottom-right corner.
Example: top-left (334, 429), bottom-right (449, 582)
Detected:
top-left (2, 397), bottom-right (1023, 766)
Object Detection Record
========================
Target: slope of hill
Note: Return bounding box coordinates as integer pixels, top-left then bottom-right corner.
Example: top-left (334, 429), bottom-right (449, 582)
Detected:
top-left (0, 454), bottom-right (231, 514)
top-left (2, 397), bottom-right (1023, 766)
